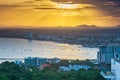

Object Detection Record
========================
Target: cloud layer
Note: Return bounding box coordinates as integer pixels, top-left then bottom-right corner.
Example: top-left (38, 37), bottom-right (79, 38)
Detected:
top-left (0, 0), bottom-right (120, 27)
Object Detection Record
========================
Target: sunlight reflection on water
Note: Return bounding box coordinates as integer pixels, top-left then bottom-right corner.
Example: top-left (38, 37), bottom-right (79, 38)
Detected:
top-left (0, 38), bottom-right (98, 62)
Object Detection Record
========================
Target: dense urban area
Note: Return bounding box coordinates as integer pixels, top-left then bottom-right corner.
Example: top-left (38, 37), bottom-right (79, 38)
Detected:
top-left (0, 26), bottom-right (120, 48)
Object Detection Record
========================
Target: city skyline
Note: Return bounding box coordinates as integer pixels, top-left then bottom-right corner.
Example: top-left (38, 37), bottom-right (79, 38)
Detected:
top-left (0, 0), bottom-right (120, 28)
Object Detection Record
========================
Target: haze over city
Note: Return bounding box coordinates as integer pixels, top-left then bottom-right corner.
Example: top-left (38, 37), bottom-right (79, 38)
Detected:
top-left (0, 0), bottom-right (120, 28)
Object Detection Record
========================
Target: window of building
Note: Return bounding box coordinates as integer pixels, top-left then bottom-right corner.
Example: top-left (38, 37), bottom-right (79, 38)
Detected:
top-left (116, 54), bottom-right (119, 58)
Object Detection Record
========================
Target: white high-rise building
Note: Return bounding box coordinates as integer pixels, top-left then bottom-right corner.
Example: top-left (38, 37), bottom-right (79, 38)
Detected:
top-left (101, 58), bottom-right (120, 80)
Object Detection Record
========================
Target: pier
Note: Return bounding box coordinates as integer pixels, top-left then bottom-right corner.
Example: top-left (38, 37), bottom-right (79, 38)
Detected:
top-left (0, 58), bottom-right (24, 60)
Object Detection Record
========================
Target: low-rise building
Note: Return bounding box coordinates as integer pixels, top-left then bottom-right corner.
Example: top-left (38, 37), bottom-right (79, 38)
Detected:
top-left (15, 60), bottom-right (23, 66)
top-left (59, 64), bottom-right (90, 72)
top-left (47, 58), bottom-right (60, 64)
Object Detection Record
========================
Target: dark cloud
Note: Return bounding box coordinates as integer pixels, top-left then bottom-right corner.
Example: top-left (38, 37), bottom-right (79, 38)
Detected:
top-left (52, 0), bottom-right (120, 17)
top-left (51, 0), bottom-right (120, 6)
top-left (1, 0), bottom-right (120, 17)
top-left (0, 5), bottom-right (22, 10)
top-left (34, 7), bottom-right (56, 10)
top-left (96, 0), bottom-right (120, 17)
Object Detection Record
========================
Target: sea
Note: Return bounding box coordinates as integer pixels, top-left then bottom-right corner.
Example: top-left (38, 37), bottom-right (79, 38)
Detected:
top-left (0, 38), bottom-right (98, 62)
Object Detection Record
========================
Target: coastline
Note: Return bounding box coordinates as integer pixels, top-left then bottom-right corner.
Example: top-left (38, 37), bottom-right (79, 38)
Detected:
top-left (0, 37), bottom-right (98, 48)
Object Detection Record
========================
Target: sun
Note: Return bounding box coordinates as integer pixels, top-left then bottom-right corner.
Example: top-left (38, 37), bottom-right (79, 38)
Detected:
top-left (57, 3), bottom-right (79, 9)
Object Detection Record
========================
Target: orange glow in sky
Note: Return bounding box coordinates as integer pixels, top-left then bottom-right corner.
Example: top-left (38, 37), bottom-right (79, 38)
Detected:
top-left (0, 0), bottom-right (120, 28)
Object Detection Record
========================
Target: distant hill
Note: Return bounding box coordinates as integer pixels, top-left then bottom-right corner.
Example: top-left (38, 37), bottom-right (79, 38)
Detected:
top-left (0, 24), bottom-right (120, 29)
top-left (75, 25), bottom-right (120, 29)
top-left (75, 25), bottom-right (98, 29)
top-left (114, 25), bottom-right (120, 28)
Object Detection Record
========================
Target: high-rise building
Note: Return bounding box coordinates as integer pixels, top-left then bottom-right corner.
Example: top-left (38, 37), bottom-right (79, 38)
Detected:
top-left (97, 44), bottom-right (120, 64)
top-left (24, 57), bottom-right (60, 67)
top-left (24, 57), bottom-right (47, 67)
top-left (101, 58), bottom-right (120, 80)
top-left (27, 31), bottom-right (33, 40)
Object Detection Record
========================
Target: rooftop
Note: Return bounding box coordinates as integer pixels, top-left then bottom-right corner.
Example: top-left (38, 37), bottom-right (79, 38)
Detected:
top-left (112, 58), bottom-right (120, 63)
top-left (99, 43), bottom-right (120, 47)
top-left (100, 71), bottom-right (116, 79)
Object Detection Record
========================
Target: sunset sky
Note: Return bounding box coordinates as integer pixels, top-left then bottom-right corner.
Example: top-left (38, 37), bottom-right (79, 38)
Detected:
top-left (0, 0), bottom-right (120, 28)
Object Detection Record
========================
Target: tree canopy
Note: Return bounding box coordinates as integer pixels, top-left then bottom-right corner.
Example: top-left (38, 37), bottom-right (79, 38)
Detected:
top-left (0, 61), bottom-right (106, 80)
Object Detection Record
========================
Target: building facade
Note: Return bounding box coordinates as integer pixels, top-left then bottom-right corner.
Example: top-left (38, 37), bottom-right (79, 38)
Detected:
top-left (97, 44), bottom-right (120, 64)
